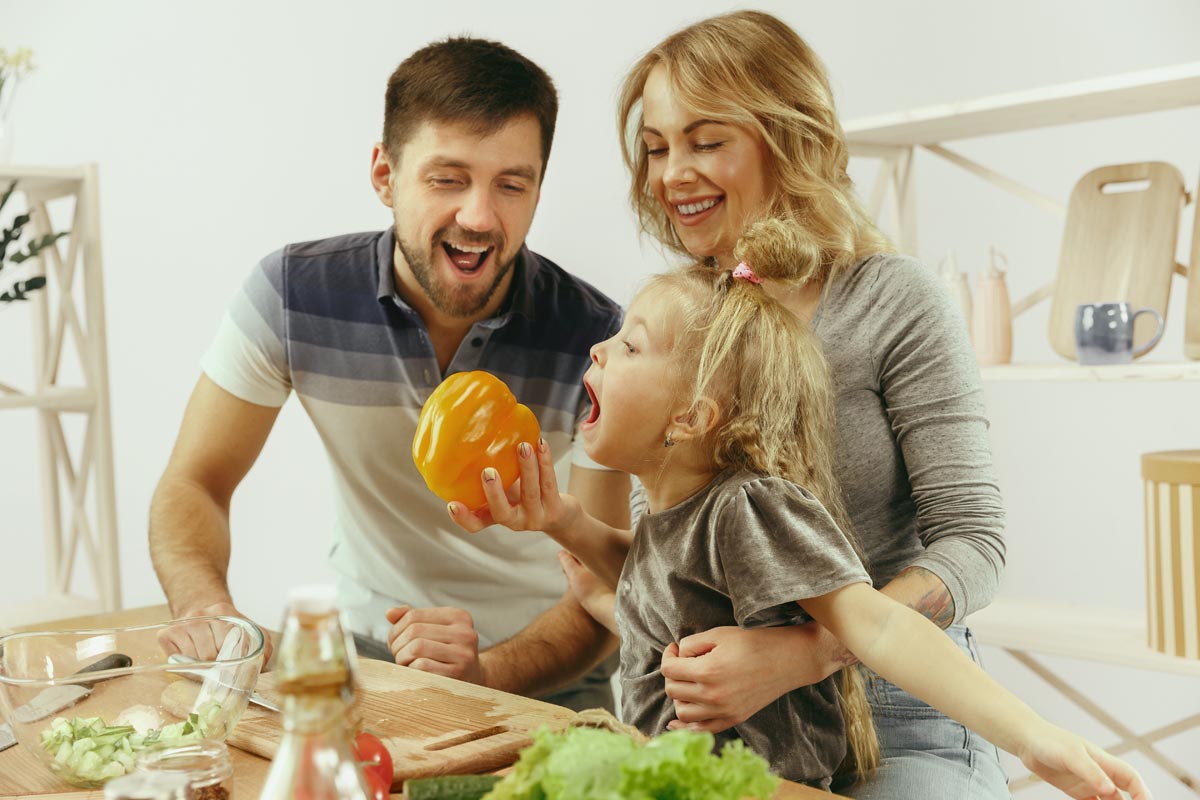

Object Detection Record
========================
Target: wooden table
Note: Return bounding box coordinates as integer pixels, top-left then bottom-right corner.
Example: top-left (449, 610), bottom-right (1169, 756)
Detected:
top-left (0, 606), bottom-right (829, 799)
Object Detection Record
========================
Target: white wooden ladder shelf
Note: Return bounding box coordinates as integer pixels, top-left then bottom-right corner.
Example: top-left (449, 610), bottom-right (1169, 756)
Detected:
top-left (845, 61), bottom-right (1200, 319)
top-left (0, 164), bottom-right (120, 624)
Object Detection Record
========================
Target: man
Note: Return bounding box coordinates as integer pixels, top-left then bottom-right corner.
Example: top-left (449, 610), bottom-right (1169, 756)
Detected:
top-left (149, 37), bottom-right (628, 710)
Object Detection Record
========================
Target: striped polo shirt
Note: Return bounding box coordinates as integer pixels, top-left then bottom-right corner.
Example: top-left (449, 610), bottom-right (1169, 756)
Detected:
top-left (202, 229), bottom-right (621, 646)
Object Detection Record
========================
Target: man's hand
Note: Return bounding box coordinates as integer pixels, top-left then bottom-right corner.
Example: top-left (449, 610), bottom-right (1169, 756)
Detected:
top-left (661, 622), bottom-right (850, 733)
top-left (158, 601), bottom-right (274, 665)
top-left (385, 605), bottom-right (486, 685)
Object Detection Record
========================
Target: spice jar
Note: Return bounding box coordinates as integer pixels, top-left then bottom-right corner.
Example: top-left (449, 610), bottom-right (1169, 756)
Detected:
top-left (104, 771), bottom-right (190, 800)
top-left (136, 739), bottom-right (234, 800)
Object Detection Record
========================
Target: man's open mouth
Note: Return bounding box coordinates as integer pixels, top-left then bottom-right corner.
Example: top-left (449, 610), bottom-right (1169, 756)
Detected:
top-left (441, 242), bottom-right (494, 274)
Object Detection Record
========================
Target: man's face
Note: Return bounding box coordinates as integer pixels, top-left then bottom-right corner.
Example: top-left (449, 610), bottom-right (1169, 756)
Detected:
top-left (379, 115), bottom-right (543, 319)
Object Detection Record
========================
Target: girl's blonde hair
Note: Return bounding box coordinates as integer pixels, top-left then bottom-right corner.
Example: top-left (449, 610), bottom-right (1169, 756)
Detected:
top-left (619, 10), bottom-right (893, 283)
top-left (645, 217), bottom-right (879, 778)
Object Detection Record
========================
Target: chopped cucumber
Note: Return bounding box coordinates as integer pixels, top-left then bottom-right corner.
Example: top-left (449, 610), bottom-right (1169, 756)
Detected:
top-left (38, 700), bottom-right (224, 786)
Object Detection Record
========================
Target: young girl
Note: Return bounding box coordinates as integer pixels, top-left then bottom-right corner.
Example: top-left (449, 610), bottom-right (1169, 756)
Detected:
top-left (446, 220), bottom-right (1147, 797)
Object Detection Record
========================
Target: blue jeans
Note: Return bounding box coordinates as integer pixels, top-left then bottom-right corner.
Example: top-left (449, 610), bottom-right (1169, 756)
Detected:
top-left (839, 625), bottom-right (1010, 799)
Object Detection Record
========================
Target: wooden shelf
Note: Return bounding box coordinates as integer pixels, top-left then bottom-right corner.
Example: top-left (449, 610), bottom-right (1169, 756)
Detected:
top-left (845, 61), bottom-right (1200, 147)
top-left (0, 166), bottom-right (121, 614)
top-left (979, 361), bottom-right (1200, 382)
top-left (0, 165), bottom-right (87, 203)
top-left (0, 386), bottom-right (95, 412)
top-left (969, 598), bottom-right (1200, 676)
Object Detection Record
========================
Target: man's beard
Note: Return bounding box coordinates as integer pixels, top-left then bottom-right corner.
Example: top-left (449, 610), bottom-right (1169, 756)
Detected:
top-left (396, 224), bottom-right (516, 319)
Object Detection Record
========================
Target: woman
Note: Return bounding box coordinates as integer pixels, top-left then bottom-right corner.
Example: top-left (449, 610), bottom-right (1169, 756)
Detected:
top-left (615, 11), bottom-right (1008, 797)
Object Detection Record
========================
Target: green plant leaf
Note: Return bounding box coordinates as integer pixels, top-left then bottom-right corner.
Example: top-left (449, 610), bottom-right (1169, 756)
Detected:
top-left (0, 213), bottom-right (31, 263)
top-left (24, 230), bottom-right (69, 260)
top-left (0, 180), bottom-right (64, 303)
top-left (0, 181), bottom-right (14, 214)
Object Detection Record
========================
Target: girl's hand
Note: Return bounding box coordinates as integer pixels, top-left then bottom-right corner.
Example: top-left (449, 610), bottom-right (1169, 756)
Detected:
top-left (559, 551), bottom-right (618, 635)
top-left (1020, 725), bottom-right (1149, 800)
top-left (446, 439), bottom-right (581, 537)
top-left (661, 623), bottom-right (847, 733)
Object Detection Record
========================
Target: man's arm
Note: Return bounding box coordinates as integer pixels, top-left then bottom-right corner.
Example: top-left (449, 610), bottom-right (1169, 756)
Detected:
top-left (478, 591), bottom-right (618, 697)
top-left (150, 375), bottom-right (279, 657)
top-left (477, 464), bottom-right (629, 695)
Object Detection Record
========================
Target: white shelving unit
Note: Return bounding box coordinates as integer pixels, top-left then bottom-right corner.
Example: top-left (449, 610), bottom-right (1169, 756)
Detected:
top-left (979, 361), bottom-right (1200, 382)
top-left (845, 65), bottom-right (1200, 794)
top-left (0, 164), bottom-right (120, 627)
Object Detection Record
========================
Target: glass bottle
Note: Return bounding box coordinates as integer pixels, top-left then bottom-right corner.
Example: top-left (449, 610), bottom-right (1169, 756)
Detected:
top-left (259, 585), bottom-right (370, 800)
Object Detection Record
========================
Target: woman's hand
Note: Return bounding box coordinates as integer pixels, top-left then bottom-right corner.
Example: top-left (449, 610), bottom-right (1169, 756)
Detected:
top-left (1018, 724), bottom-right (1149, 800)
top-left (446, 439), bottom-right (581, 539)
top-left (559, 551), bottom-right (618, 635)
top-left (661, 622), bottom-right (850, 733)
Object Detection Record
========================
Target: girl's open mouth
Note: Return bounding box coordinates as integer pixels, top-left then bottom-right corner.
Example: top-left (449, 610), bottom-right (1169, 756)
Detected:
top-left (582, 380), bottom-right (600, 426)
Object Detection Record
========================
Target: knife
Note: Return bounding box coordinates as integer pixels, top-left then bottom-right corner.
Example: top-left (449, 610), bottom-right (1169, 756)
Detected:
top-left (166, 653), bottom-right (280, 712)
top-left (0, 652), bottom-right (132, 752)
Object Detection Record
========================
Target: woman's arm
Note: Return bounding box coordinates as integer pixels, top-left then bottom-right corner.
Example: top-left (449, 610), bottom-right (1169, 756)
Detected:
top-left (870, 257), bottom-right (1007, 622)
top-left (802, 583), bottom-right (1148, 800)
top-left (447, 437), bottom-right (632, 587)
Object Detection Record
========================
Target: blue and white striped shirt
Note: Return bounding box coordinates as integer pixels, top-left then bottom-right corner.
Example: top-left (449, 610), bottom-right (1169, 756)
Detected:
top-left (202, 229), bottom-right (621, 646)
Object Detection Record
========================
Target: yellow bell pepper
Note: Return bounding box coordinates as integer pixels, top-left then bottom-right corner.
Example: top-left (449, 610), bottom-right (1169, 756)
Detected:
top-left (412, 370), bottom-right (542, 511)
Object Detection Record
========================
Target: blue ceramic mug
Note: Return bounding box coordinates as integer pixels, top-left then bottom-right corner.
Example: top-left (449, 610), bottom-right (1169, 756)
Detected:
top-left (1074, 302), bottom-right (1164, 365)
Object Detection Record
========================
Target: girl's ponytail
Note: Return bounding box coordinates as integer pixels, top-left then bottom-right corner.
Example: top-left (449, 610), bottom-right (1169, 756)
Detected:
top-left (731, 215), bottom-right (822, 285)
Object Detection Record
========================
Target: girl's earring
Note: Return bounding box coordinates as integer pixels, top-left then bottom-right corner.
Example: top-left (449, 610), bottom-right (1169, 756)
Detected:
top-left (663, 432), bottom-right (675, 448)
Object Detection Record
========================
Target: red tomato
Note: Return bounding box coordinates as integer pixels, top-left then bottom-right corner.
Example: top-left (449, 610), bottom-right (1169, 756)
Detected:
top-left (354, 731), bottom-right (394, 800)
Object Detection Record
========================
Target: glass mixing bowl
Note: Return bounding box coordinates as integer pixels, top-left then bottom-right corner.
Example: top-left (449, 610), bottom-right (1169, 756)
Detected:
top-left (0, 616), bottom-right (264, 788)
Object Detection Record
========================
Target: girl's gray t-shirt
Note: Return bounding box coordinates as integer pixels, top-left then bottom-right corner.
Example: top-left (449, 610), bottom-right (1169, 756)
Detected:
top-left (616, 468), bottom-right (871, 785)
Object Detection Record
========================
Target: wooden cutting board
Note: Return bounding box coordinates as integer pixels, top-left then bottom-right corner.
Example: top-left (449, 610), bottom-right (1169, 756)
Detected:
top-left (212, 658), bottom-right (575, 787)
top-left (1185, 173), bottom-right (1200, 359)
top-left (1048, 161), bottom-right (1186, 360)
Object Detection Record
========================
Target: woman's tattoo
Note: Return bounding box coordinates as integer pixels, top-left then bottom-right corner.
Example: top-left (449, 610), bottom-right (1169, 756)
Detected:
top-left (896, 566), bottom-right (956, 629)
top-left (831, 644), bottom-right (859, 668)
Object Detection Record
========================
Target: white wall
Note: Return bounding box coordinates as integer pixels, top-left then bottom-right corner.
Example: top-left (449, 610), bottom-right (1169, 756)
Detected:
top-left (2, 0), bottom-right (1199, 795)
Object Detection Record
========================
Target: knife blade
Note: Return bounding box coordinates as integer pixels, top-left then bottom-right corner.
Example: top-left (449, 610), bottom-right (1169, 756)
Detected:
top-left (0, 652), bottom-right (132, 751)
top-left (166, 653), bottom-right (279, 712)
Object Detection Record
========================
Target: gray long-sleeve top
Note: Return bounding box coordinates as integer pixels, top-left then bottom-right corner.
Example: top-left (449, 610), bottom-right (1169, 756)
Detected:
top-left (813, 253), bottom-right (1006, 622)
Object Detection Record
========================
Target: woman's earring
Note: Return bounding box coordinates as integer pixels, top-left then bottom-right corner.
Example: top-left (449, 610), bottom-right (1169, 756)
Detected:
top-left (663, 433), bottom-right (675, 448)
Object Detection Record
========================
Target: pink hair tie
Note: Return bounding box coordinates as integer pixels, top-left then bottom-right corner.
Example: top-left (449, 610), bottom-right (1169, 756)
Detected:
top-left (731, 262), bottom-right (762, 285)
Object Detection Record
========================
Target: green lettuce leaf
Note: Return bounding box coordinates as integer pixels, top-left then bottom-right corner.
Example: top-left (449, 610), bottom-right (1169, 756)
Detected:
top-left (484, 727), bottom-right (778, 800)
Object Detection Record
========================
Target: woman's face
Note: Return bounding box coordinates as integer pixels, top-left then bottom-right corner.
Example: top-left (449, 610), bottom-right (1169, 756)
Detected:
top-left (641, 64), bottom-right (773, 267)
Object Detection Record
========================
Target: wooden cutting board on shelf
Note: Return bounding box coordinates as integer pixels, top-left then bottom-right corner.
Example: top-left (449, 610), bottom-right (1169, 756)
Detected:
top-left (1185, 172), bottom-right (1200, 359)
top-left (213, 658), bottom-right (575, 785)
top-left (1048, 161), bottom-right (1186, 360)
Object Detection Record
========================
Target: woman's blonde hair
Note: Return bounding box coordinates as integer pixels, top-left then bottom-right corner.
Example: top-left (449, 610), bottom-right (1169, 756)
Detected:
top-left (645, 217), bottom-right (879, 778)
top-left (619, 10), bottom-right (893, 283)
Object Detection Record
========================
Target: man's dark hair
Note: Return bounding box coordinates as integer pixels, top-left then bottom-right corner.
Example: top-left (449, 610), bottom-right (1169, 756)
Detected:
top-left (383, 37), bottom-right (558, 180)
